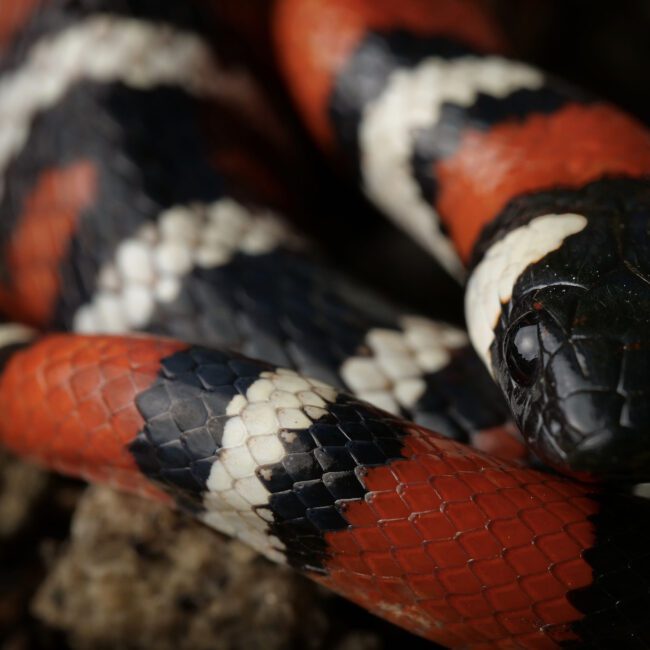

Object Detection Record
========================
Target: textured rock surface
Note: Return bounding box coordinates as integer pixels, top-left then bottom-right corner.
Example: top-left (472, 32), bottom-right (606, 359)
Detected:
top-left (0, 451), bottom-right (48, 539)
top-left (0, 451), bottom-right (78, 650)
top-left (33, 486), bottom-right (325, 650)
top-left (33, 486), bottom-right (430, 650)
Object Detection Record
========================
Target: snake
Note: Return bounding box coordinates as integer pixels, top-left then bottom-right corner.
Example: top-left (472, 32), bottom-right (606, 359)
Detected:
top-left (0, 0), bottom-right (649, 648)
top-left (274, 0), bottom-right (650, 481)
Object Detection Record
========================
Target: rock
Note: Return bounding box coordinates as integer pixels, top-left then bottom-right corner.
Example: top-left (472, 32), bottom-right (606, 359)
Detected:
top-left (0, 451), bottom-right (49, 539)
top-left (33, 486), bottom-right (328, 650)
top-left (33, 486), bottom-right (434, 649)
top-left (0, 451), bottom-right (78, 649)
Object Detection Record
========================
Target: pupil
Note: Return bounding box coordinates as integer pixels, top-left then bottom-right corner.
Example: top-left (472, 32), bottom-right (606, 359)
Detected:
top-left (506, 314), bottom-right (540, 386)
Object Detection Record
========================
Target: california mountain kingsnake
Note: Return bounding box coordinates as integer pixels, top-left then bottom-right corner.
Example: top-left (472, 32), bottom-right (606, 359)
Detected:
top-left (0, 1), bottom-right (649, 648)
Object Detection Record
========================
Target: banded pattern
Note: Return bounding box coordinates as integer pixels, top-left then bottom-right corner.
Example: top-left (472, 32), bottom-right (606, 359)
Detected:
top-left (0, 0), bottom-right (520, 456)
top-left (0, 333), bottom-right (649, 647)
top-left (466, 213), bottom-right (589, 372)
top-left (357, 54), bottom-right (561, 277)
top-left (274, 0), bottom-right (650, 264)
top-left (274, 0), bottom-right (650, 480)
top-left (72, 198), bottom-right (299, 333)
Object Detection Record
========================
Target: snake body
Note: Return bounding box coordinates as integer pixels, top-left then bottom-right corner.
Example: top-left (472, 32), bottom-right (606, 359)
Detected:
top-left (0, 331), bottom-right (649, 648)
top-left (0, 1), bottom-right (650, 648)
top-left (274, 0), bottom-right (650, 480)
top-left (0, 2), bottom-right (521, 457)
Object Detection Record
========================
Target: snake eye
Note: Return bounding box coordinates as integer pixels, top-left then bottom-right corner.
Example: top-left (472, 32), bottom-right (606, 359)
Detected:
top-left (505, 312), bottom-right (540, 386)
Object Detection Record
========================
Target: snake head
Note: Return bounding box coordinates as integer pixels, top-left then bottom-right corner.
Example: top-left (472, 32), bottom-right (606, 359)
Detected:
top-left (466, 179), bottom-right (650, 482)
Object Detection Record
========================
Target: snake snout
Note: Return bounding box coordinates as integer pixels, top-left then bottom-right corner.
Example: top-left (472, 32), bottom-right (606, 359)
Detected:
top-left (541, 336), bottom-right (650, 481)
top-left (539, 398), bottom-right (650, 482)
top-left (496, 272), bottom-right (650, 481)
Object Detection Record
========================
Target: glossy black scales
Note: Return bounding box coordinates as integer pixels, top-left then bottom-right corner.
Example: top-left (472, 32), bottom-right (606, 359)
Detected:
top-left (129, 345), bottom-right (410, 570)
top-left (129, 347), bottom-right (256, 502)
top-left (487, 178), bottom-right (650, 480)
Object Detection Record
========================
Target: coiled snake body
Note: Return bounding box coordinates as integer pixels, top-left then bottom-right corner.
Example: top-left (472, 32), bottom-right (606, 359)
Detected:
top-left (0, 1), bottom-right (649, 648)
